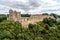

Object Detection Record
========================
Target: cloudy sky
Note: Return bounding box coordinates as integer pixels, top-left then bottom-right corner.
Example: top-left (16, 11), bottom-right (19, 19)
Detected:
top-left (0, 0), bottom-right (60, 14)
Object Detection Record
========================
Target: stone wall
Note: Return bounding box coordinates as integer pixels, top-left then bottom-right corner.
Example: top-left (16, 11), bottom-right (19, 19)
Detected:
top-left (8, 9), bottom-right (54, 28)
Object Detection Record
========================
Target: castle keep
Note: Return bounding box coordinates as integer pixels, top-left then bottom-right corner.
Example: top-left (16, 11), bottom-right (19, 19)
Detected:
top-left (8, 9), bottom-right (53, 28)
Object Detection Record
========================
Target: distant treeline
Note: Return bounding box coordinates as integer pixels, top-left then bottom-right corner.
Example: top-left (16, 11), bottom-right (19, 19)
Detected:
top-left (21, 13), bottom-right (60, 18)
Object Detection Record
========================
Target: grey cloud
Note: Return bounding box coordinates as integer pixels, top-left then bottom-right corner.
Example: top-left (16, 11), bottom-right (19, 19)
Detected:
top-left (41, 9), bottom-right (60, 12)
top-left (0, 0), bottom-right (41, 11)
top-left (0, 0), bottom-right (60, 14)
top-left (29, 0), bottom-right (41, 7)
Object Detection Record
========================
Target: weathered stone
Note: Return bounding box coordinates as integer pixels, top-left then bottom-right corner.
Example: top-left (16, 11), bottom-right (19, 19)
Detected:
top-left (8, 9), bottom-right (54, 28)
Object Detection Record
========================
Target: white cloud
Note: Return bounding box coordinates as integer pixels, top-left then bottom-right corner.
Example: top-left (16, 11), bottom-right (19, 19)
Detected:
top-left (0, 0), bottom-right (60, 14)
top-left (41, 0), bottom-right (57, 4)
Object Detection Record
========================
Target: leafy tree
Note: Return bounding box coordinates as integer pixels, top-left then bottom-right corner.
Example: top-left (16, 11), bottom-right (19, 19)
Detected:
top-left (21, 14), bottom-right (30, 17)
top-left (0, 20), bottom-right (22, 40)
top-left (0, 14), bottom-right (7, 22)
top-left (50, 13), bottom-right (58, 19)
top-left (42, 13), bottom-right (49, 15)
top-left (0, 14), bottom-right (60, 40)
top-left (43, 18), bottom-right (57, 26)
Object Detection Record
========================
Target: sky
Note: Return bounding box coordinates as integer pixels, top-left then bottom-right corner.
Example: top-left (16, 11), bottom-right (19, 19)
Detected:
top-left (0, 0), bottom-right (60, 14)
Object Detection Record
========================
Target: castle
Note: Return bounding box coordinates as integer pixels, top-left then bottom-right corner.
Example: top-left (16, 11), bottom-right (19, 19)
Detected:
top-left (8, 9), bottom-right (54, 28)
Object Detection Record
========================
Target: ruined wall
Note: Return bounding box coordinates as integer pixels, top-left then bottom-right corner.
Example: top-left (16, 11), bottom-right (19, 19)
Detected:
top-left (8, 9), bottom-right (54, 28)
top-left (9, 9), bottom-right (21, 21)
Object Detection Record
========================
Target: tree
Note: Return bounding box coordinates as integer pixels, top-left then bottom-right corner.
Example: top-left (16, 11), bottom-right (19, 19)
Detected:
top-left (43, 18), bottom-right (57, 26)
top-left (0, 20), bottom-right (22, 40)
top-left (0, 14), bottom-right (7, 22)
top-left (50, 13), bottom-right (58, 19)
top-left (0, 14), bottom-right (60, 40)
top-left (42, 13), bottom-right (49, 15)
top-left (21, 14), bottom-right (30, 17)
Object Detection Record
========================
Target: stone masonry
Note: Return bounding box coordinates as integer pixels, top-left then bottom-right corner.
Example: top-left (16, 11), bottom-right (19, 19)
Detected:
top-left (8, 9), bottom-right (54, 28)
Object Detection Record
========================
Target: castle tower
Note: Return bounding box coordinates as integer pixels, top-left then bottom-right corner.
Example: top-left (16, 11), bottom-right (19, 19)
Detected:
top-left (9, 9), bottom-right (21, 21)
top-left (9, 9), bottom-right (14, 20)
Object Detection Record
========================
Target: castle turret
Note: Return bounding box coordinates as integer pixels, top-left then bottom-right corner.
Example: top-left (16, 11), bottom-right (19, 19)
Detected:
top-left (9, 9), bottom-right (21, 21)
top-left (9, 9), bottom-right (13, 14)
top-left (9, 9), bottom-right (14, 20)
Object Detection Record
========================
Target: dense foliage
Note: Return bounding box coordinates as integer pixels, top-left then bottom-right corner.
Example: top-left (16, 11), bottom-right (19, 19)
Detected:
top-left (21, 14), bottom-right (31, 17)
top-left (42, 13), bottom-right (49, 15)
top-left (0, 14), bottom-right (60, 40)
top-left (0, 14), bottom-right (7, 22)
top-left (50, 13), bottom-right (60, 19)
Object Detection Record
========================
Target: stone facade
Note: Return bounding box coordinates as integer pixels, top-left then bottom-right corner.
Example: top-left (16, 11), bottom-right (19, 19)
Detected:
top-left (8, 9), bottom-right (54, 28)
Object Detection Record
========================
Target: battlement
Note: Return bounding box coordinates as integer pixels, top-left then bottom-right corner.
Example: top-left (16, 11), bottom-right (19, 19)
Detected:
top-left (8, 9), bottom-right (54, 28)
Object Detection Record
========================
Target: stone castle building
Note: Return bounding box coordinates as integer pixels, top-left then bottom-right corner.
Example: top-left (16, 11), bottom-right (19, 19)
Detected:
top-left (8, 9), bottom-right (54, 28)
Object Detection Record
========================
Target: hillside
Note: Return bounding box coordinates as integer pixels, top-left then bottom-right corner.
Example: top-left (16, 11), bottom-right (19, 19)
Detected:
top-left (0, 13), bottom-right (60, 40)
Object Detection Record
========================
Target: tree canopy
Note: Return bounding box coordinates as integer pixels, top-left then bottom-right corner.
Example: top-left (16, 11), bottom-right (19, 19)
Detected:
top-left (0, 14), bottom-right (60, 40)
